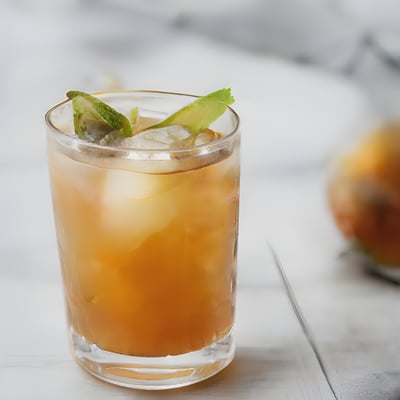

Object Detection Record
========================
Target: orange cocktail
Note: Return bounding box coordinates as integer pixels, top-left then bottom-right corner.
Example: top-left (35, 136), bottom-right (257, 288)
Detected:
top-left (46, 90), bottom-right (240, 389)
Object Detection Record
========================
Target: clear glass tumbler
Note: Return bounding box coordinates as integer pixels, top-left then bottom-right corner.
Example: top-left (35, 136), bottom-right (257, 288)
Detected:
top-left (45, 91), bottom-right (240, 389)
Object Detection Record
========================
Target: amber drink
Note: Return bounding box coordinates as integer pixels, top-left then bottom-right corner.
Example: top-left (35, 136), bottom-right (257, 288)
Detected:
top-left (46, 91), bottom-right (240, 389)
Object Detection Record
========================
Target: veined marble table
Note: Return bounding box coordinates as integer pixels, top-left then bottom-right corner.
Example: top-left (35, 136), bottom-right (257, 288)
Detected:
top-left (2, 3), bottom-right (400, 398)
top-left (3, 169), bottom-right (400, 400)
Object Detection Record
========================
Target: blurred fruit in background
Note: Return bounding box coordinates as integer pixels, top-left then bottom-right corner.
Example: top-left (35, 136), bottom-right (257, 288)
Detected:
top-left (328, 121), bottom-right (400, 279)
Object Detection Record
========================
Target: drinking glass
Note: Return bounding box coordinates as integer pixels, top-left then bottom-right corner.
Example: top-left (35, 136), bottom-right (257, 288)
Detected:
top-left (45, 91), bottom-right (240, 389)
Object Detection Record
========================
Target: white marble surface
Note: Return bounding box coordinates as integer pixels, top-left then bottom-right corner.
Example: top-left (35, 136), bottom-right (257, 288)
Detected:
top-left (2, 1), bottom-right (400, 399)
top-left (0, 231), bottom-right (335, 399)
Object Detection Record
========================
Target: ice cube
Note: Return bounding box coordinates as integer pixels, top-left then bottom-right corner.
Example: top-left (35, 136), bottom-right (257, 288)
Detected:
top-left (102, 169), bottom-right (164, 201)
top-left (120, 126), bottom-right (191, 149)
top-left (173, 130), bottom-right (221, 148)
top-left (100, 169), bottom-right (181, 251)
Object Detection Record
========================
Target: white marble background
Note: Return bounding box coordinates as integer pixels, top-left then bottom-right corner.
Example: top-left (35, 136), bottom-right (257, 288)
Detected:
top-left (3, 0), bottom-right (400, 165)
top-left (2, 1), bottom-right (400, 398)
top-left (2, 0), bottom-right (383, 281)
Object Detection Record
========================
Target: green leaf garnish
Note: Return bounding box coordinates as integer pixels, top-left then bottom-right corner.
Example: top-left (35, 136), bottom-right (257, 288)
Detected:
top-left (129, 107), bottom-right (139, 124)
top-left (66, 90), bottom-right (132, 142)
top-left (142, 88), bottom-right (234, 134)
top-left (66, 88), bottom-right (234, 145)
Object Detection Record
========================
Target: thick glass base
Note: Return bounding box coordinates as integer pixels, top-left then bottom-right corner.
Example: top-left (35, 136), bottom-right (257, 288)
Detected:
top-left (70, 330), bottom-right (235, 390)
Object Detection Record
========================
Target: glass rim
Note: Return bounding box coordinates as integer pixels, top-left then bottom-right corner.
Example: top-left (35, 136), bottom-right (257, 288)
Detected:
top-left (45, 89), bottom-right (240, 156)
